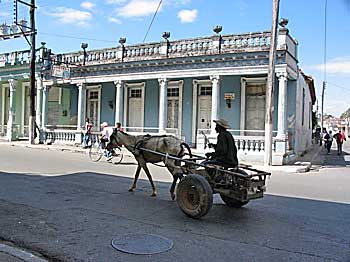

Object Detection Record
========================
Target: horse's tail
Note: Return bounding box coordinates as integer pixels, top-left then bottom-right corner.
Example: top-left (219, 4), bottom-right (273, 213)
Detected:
top-left (178, 142), bottom-right (192, 158)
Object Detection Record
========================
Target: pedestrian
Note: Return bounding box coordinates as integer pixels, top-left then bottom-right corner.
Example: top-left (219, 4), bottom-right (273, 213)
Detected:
top-left (315, 127), bottom-right (321, 145)
top-left (83, 118), bottom-right (93, 148)
top-left (322, 128), bottom-right (327, 148)
top-left (115, 122), bottom-right (123, 131)
top-left (333, 130), bottom-right (346, 155)
top-left (324, 130), bottom-right (333, 154)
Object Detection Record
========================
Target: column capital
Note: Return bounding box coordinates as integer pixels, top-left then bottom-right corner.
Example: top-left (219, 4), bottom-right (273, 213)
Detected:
top-left (210, 75), bottom-right (221, 83)
top-left (76, 82), bottom-right (87, 89)
top-left (158, 77), bottom-right (168, 85)
top-left (276, 72), bottom-right (288, 79)
top-left (36, 77), bottom-right (43, 90)
top-left (114, 80), bottom-right (124, 88)
top-left (43, 84), bottom-right (51, 92)
top-left (8, 79), bottom-right (18, 91)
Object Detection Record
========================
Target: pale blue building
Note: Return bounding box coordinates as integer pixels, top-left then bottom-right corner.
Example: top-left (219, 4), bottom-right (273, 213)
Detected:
top-left (0, 26), bottom-right (316, 164)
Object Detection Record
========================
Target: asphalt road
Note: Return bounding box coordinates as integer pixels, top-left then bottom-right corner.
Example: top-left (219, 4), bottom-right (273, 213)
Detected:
top-left (0, 145), bottom-right (349, 262)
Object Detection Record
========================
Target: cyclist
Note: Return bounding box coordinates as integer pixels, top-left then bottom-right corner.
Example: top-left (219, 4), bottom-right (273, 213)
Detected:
top-left (100, 122), bottom-right (113, 160)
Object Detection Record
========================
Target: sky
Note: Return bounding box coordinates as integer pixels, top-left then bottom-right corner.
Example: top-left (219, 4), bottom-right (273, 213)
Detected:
top-left (0, 0), bottom-right (349, 117)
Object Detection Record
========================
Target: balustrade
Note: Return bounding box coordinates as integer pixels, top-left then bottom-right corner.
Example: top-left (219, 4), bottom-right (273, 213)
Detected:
top-left (42, 129), bottom-right (78, 144)
top-left (28, 31), bottom-right (272, 68)
top-left (0, 31), bottom-right (285, 69)
top-left (197, 129), bottom-right (281, 153)
top-left (0, 49), bottom-right (38, 67)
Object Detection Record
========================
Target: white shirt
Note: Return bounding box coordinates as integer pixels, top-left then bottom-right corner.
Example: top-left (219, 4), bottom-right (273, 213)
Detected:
top-left (101, 126), bottom-right (114, 140)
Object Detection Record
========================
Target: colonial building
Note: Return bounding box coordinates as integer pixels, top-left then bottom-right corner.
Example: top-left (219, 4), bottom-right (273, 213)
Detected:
top-left (0, 26), bottom-right (316, 164)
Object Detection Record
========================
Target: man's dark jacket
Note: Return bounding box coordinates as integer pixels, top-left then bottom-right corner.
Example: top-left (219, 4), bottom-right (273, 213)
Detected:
top-left (211, 130), bottom-right (238, 167)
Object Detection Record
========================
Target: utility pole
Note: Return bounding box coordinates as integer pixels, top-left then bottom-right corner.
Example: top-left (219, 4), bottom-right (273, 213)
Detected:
top-left (264, 0), bottom-right (280, 166)
top-left (321, 0), bottom-right (328, 139)
top-left (1, 0), bottom-right (36, 143)
top-left (28, 0), bottom-right (36, 144)
top-left (321, 81), bottom-right (325, 134)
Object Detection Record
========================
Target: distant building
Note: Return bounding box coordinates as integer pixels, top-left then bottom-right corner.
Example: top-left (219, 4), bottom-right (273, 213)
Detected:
top-left (0, 26), bottom-right (316, 165)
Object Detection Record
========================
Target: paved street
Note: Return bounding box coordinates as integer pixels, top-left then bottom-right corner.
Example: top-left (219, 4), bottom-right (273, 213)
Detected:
top-left (0, 143), bottom-right (349, 261)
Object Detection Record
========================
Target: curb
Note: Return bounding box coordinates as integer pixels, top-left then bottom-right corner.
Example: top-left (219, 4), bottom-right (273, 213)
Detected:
top-left (1, 141), bottom-right (312, 172)
top-left (0, 243), bottom-right (47, 262)
top-left (2, 141), bottom-right (135, 157)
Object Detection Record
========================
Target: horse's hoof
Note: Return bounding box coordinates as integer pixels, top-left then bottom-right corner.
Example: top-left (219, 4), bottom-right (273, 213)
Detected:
top-left (151, 192), bottom-right (157, 197)
top-left (171, 193), bottom-right (176, 201)
top-left (128, 188), bottom-right (134, 192)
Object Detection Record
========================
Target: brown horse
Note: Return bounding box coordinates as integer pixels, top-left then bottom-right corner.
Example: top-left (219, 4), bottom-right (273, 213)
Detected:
top-left (107, 129), bottom-right (192, 199)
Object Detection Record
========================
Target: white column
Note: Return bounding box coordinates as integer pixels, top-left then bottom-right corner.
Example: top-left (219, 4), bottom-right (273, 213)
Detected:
top-left (114, 80), bottom-right (124, 125)
top-left (210, 75), bottom-right (221, 134)
top-left (277, 73), bottom-right (288, 138)
top-left (240, 79), bottom-right (246, 136)
top-left (7, 79), bottom-right (17, 141)
top-left (1, 86), bottom-right (5, 135)
top-left (158, 78), bottom-right (168, 134)
top-left (41, 85), bottom-right (49, 129)
top-left (77, 82), bottom-right (86, 130)
top-left (35, 77), bottom-right (43, 128)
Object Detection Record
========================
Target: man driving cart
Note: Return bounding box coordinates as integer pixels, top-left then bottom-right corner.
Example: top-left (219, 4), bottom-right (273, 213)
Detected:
top-left (203, 119), bottom-right (239, 180)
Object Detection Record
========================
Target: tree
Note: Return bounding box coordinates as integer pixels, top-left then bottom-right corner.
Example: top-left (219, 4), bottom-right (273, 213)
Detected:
top-left (340, 107), bottom-right (350, 119)
top-left (312, 111), bottom-right (318, 129)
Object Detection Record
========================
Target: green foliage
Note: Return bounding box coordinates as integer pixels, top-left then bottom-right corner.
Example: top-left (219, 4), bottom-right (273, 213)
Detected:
top-left (312, 111), bottom-right (318, 130)
top-left (340, 107), bottom-right (350, 119)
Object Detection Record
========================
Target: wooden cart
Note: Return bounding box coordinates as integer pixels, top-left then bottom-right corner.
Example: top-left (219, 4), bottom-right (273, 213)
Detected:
top-left (138, 147), bottom-right (270, 219)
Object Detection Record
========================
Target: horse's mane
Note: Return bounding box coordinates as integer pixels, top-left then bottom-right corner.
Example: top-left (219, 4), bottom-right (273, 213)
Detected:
top-left (115, 129), bottom-right (129, 136)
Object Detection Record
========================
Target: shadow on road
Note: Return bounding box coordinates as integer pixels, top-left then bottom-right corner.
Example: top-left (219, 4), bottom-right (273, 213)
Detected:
top-left (0, 170), bottom-right (349, 261)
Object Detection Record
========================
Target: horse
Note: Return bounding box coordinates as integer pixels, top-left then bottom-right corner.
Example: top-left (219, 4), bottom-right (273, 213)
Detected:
top-left (107, 129), bottom-right (192, 200)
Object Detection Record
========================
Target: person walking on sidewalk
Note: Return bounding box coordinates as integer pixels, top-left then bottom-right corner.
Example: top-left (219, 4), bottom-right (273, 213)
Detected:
top-left (333, 130), bottom-right (346, 155)
top-left (324, 130), bottom-right (333, 154)
top-left (83, 118), bottom-right (93, 148)
top-left (322, 128), bottom-right (328, 148)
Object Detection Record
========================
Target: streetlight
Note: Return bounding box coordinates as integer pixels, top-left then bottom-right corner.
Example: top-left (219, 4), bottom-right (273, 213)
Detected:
top-left (278, 18), bottom-right (288, 28)
top-left (119, 37), bottom-right (126, 62)
top-left (213, 25), bottom-right (222, 54)
top-left (81, 43), bottom-right (88, 66)
top-left (162, 32), bottom-right (170, 57)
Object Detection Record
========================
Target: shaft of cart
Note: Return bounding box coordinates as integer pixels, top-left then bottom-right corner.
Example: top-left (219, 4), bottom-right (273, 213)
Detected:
top-left (138, 147), bottom-right (270, 179)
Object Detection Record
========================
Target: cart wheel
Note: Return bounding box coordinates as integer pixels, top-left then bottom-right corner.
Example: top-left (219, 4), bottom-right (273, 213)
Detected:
top-left (220, 168), bottom-right (249, 208)
top-left (176, 174), bottom-right (213, 219)
top-left (111, 147), bottom-right (123, 164)
top-left (89, 142), bottom-right (103, 162)
top-left (220, 195), bottom-right (249, 208)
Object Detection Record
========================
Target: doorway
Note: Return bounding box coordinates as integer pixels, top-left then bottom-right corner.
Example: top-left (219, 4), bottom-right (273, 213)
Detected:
top-left (245, 82), bottom-right (266, 136)
top-left (86, 88), bottom-right (101, 129)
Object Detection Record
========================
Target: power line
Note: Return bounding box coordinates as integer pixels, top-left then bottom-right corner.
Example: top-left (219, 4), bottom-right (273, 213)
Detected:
top-left (39, 31), bottom-right (117, 44)
top-left (327, 82), bottom-right (350, 93)
top-left (142, 0), bottom-right (162, 43)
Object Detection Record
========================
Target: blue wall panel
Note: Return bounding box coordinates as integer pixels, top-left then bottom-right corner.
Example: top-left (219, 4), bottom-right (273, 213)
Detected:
top-left (182, 78), bottom-right (194, 144)
top-left (69, 85), bottom-right (78, 119)
top-left (144, 79), bottom-right (159, 128)
top-left (101, 82), bottom-right (116, 125)
top-left (287, 80), bottom-right (297, 149)
top-left (0, 85), bottom-right (3, 125)
top-left (219, 76), bottom-right (241, 130)
top-left (273, 76), bottom-right (279, 132)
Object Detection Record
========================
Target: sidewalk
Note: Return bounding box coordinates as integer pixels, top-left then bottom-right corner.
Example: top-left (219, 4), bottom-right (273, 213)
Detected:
top-left (0, 140), bottom-right (321, 173)
top-left (0, 241), bottom-right (47, 262)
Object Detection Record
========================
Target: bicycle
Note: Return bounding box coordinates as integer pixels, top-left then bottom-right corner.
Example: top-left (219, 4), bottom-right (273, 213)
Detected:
top-left (89, 140), bottom-right (123, 164)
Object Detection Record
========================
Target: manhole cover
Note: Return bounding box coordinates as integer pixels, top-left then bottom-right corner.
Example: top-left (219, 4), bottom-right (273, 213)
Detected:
top-left (111, 233), bottom-right (173, 255)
